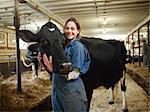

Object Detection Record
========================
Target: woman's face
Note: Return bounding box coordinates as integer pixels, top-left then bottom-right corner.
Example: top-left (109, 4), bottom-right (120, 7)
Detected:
top-left (64, 21), bottom-right (79, 40)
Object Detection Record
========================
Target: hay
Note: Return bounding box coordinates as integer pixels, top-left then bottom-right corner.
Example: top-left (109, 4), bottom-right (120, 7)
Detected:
top-left (0, 71), bottom-right (52, 111)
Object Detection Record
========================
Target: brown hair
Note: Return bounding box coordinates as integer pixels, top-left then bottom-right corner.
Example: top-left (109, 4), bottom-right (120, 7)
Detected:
top-left (64, 17), bottom-right (81, 39)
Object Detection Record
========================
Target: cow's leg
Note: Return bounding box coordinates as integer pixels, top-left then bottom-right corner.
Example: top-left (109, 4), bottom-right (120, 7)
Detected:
top-left (108, 85), bottom-right (115, 104)
top-left (87, 88), bottom-right (93, 112)
top-left (120, 70), bottom-right (128, 112)
top-left (34, 61), bottom-right (39, 77)
top-left (31, 64), bottom-right (36, 79)
top-left (84, 85), bottom-right (93, 112)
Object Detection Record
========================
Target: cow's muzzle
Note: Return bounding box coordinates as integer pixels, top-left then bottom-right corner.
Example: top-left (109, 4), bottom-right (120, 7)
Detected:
top-left (59, 62), bottom-right (73, 74)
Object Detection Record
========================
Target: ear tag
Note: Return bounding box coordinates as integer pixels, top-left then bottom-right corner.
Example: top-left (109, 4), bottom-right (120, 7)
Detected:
top-left (48, 28), bottom-right (55, 32)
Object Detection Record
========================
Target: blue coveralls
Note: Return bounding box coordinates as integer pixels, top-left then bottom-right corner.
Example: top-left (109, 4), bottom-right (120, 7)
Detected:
top-left (52, 38), bottom-right (91, 112)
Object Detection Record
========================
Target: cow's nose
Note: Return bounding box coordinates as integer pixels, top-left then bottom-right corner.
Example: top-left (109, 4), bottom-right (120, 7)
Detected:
top-left (61, 62), bottom-right (72, 66)
top-left (59, 62), bottom-right (73, 74)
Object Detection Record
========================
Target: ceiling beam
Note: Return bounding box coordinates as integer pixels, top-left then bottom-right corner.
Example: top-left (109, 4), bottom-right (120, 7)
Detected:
top-left (20, 0), bottom-right (64, 26)
top-left (130, 15), bottom-right (150, 35)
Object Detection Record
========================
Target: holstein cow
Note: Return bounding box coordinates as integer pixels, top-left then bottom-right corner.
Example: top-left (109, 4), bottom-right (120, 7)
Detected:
top-left (18, 22), bottom-right (128, 112)
top-left (21, 42), bottom-right (39, 78)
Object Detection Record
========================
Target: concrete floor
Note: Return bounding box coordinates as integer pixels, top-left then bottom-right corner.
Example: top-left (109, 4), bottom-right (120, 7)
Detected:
top-left (90, 74), bottom-right (150, 112)
top-left (126, 63), bottom-right (150, 95)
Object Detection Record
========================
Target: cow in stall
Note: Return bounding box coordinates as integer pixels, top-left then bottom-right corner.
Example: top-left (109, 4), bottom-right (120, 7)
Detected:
top-left (18, 22), bottom-right (128, 112)
top-left (21, 42), bottom-right (40, 78)
top-left (143, 43), bottom-right (150, 71)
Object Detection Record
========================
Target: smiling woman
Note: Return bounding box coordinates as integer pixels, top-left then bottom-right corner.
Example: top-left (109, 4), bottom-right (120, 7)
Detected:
top-left (0, 1), bottom-right (150, 112)
top-left (18, 19), bottom-right (129, 111)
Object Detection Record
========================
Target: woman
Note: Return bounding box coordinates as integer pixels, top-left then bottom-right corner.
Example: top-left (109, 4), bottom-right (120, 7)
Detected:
top-left (38, 17), bottom-right (91, 112)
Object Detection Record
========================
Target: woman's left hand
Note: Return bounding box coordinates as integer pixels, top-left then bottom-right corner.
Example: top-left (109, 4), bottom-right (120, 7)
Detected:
top-left (67, 70), bottom-right (80, 81)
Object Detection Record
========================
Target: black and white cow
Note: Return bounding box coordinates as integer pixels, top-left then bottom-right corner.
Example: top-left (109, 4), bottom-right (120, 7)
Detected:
top-left (18, 22), bottom-right (128, 112)
top-left (21, 42), bottom-right (39, 78)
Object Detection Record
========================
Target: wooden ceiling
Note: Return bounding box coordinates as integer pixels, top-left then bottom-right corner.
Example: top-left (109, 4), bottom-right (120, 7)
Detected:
top-left (0, 0), bottom-right (150, 40)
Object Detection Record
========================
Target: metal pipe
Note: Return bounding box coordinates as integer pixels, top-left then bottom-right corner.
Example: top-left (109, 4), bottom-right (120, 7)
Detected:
top-left (138, 29), bottom-right (141, 67)
top-left (0, 54), bottom-right (15, 56)
top-left (0, 58), bottom-right (16, 61)
top-left (20, 0), bottom-right (64, 26)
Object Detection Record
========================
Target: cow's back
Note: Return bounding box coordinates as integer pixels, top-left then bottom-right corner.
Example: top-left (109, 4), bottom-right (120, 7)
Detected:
top-left (80, 37), bottom-right (126, 89)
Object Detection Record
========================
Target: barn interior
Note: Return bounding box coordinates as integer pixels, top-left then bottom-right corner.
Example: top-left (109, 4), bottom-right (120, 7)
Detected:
top-left (0, 0), bottom-right (150, 111)
top-left (0, 0), bottom-right (149, 75)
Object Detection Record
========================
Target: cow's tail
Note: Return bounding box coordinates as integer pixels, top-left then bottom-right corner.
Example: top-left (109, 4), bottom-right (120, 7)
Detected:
top-left (120, 42), bottom-right (127, 72)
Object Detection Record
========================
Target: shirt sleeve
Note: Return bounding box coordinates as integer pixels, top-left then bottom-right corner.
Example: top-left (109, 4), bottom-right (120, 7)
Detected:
top-left (71, 42), bottom-right (91, 74)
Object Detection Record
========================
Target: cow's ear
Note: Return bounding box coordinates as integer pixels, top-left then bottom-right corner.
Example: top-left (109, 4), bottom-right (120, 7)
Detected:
top-left (18, 30), bottom-right (37, 42)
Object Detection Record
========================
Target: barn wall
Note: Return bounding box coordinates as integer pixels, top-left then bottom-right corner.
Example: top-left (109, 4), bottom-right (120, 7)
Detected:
top-left (0, 26), bottom-right (30, 76)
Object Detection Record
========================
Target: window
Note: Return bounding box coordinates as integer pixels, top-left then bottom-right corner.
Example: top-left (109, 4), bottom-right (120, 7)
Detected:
top-left (0, 32), bottom-right (7, 47)
top-left (8, 33), bottom-right (16, 48)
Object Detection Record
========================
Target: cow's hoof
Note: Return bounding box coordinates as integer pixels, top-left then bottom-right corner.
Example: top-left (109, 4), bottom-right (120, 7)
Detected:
top-left (109, 101), bottom-right (114, 104)
top-left (121, 108), bottom-right (128, 112)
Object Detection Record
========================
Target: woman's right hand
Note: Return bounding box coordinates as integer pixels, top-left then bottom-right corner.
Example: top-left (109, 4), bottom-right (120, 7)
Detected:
top-left (38, 52), bottom-right (43, 64)
top-left (38, 52), bottom-right (53, 74)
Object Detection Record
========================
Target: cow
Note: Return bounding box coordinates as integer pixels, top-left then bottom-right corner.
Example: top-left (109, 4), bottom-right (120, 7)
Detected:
top-left (21, 42), bottom-right (39, 78)
top-left (143, 43), bottom-right (150, 71)
top-left (18, 22), bottom-right (128, 112)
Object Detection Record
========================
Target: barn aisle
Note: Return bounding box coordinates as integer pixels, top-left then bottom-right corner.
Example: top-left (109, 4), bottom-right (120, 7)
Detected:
top-left (1, 71), bottom-right (149, 112)
top-left (90, 74), bottom-right (150, 112)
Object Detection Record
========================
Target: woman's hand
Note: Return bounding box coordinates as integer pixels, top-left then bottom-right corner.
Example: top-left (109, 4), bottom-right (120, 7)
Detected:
top-left (38, 52), bottom-right (43, 64)
top-left (38, 52), bottom-right (53, 74)
top-left (67, 70), bottom-right (80, 81)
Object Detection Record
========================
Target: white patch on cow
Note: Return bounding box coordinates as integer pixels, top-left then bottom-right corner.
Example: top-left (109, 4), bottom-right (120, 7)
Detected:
top-left (48, 28), bottom-right (55, 32)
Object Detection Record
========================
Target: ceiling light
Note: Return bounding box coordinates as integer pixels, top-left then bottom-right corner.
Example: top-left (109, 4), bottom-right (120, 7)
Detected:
top-left (102, 18), bottom-right (107, 25)
top-left (102, 20), bottom-right (107, 25)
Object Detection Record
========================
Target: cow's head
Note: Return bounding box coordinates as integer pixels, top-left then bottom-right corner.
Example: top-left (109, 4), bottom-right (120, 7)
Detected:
top-left (18, 22), bottom-right (72, 74)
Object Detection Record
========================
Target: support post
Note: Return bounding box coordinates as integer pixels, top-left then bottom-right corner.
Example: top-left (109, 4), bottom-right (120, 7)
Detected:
top-left (148, 21), bottom-right (150, 43)
top-left (138, 29), bottom-right (141, 67)
top-left (14, 0), bottom-right (22, 92)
